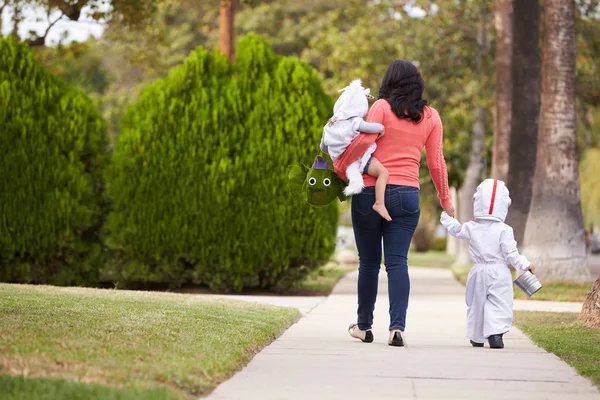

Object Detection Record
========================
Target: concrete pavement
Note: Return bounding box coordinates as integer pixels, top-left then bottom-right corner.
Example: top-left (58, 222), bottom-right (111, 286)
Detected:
top-left (205, 267), bottom-right (600, 400)
top-left (213, 295), bottom-right (325, 315)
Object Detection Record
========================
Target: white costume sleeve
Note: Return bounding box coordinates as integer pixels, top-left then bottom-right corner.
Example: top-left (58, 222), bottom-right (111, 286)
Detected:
top-left (358, 120), bottom-right (384, 134)
top-left (319, 135), bottom-right (329, 155)
top-left (441, 212), bottom-right (470, 239)
top-left (500, 226), bottom-right (531, 270)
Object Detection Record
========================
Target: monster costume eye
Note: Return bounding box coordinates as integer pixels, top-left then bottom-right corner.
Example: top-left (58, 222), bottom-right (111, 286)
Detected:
top-left (323, 178), bottom-right (331, 187)
top-left (308, 177), bottom-right (317, 186)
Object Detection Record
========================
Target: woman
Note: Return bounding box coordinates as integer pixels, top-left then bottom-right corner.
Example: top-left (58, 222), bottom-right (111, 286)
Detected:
top-left (344, 60), bottom-right (454, 346)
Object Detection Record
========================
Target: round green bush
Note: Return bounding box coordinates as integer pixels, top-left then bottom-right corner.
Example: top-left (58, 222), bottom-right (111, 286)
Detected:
top-left (106, 34), bottom-right (337, 292)
top-left (0, 37), bottom-right (109, 285)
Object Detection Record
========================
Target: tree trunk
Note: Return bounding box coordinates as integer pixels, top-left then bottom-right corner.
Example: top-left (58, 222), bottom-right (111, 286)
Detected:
top-left (454, 13), bottom-right (488, 267)
top-left (523, 0), bottom-right (591, 282)
top-left (492, 0), bottom-right (512, 183)
top-left (505, 0), bottom-right (541, 244)
top-left (455, 107), bottom-right (486, 266)
top-left (219, 0), bottom-right (236, 62)
top-left (10, 2), bottom-right (23, 40)
top-left (579, 277), bottom-right (600, 329)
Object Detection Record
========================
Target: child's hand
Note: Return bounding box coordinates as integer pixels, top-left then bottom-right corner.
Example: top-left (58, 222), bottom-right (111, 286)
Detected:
top-left (528, 264), bottom-right (536, 274)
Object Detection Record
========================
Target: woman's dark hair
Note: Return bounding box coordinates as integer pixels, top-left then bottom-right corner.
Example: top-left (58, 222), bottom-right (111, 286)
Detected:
top-left (378, 60), bottom-right (427, 122)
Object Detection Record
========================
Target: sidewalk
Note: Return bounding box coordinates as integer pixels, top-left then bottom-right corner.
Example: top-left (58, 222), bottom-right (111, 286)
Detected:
top-left (206, 267), bottom-right (600, 400)
top-left (213, 294), bottom-right (325, 315)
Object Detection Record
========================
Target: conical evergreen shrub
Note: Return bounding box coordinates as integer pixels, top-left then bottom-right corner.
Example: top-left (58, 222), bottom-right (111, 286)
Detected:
top-left (0, 37), bottom-right (109, 285)
top-left (106, 34), bottom-right (337, 291)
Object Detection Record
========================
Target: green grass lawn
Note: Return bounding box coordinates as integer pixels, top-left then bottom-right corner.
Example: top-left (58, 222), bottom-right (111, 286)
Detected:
top-left (514, 311), bottom-right (600, 388)
top-left (291, 250), bottom-right (455, 296)
top-left (0, 375), bottom-right (179, 400)
top-left (408, 251), bottom-right (454, 268)
top-left (451, 264), bottom-right (593, 302)
top-left (0, 284), bottom-right (300, 399)
top-left (513, 281), bottom-right (592, 302)
top-left (292, 250), bottom-right (455, 295)
top-left (291, 264), bottom-right (356, 295)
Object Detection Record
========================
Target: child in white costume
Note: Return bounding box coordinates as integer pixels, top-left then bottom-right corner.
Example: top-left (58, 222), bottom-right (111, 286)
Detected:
top-left (440, 179), bottom-right (536, 349)
top-left (320, 79), bottom-right (391, 221)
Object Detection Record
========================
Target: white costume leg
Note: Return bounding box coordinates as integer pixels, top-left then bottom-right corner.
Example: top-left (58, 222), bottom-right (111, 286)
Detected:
top-left (344, 160), bottom-right (365, 196)
top-left (465, 265), bottom-right (486, 343)
top-left (483, 265), bottom-right (513, 338)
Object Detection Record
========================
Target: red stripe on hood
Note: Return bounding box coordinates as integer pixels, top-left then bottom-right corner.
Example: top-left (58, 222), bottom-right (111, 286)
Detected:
top-left (488, 179), bottom-right (498, 215)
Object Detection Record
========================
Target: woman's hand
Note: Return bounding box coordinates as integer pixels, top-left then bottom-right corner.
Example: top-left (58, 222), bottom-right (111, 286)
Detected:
top-left (444, 206), bottom-right (456, 218)
top-left (528, 264), bottom-right (536, 274)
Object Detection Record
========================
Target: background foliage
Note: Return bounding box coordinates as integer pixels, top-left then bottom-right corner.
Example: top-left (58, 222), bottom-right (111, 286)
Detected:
top-left (105, 34), bottom-right (337, 291)
top-left (0, 36), bottom-right (109, 285)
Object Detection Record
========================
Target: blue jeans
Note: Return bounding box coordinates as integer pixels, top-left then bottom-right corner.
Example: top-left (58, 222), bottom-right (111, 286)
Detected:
top-left (352, 185), bottom-right (420, 331)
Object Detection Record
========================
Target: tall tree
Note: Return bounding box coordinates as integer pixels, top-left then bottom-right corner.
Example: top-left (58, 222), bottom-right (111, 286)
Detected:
top-left (219, 0), bottom-right (236, 61)
top-left (524, 0), bottom-right (591, 282)
top-left (454, 4), bottom-right (491, 267)
top-left (492, 0), bottom-right (512, 182)
top-left (505, 0), bottom-right (541, 243)
top-left (579, 277), bottom-right (600, 328)
top-left (2, 0), bottom-right (156, 47)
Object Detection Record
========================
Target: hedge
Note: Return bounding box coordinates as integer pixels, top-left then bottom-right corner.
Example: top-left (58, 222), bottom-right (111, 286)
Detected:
top-left (0, 37), bottom-right (109, 285)
top-left (105, 34), bottom-right (337, 291)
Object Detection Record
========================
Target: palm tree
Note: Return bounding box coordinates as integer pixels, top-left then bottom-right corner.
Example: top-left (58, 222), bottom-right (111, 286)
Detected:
top-left (455, 9), bottom-right (489, 267)
top-left (580, 277), bottom-right (600, 328)
top-left (523, 0), bottom-right (591, 282)
top-left (219, 0), bottom-right (236, 61)
top-left (492, 0), bottom-right (512, 183)
top-left (505, 0), bottom-right (541, 243)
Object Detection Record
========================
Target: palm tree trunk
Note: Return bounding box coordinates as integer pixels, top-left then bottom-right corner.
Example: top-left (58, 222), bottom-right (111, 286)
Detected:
top-left (579, 277), bottom-right (600, 329)
top-left (492, 0), bottom-right (512, 183)
top-left (505, 0), bottom-right (541, 244)
top-left (523, 0), bottom-right (591, 282)
top-left (219, 0), bottom-right (236, 62)
top-left (455, 107), bottom-right (485, 266)
top-left (454, 12), bottom-right (488, 267)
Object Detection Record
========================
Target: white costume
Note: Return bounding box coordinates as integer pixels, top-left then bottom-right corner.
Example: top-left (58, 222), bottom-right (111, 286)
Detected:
top-left (441, 179), bottom-right (531, 343)
top-left (319, 79), bottom-right (383, 196)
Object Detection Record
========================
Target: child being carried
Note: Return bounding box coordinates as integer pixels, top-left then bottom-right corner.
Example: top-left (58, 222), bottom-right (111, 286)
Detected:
top-left (320, 79), bottom-right (391, 221)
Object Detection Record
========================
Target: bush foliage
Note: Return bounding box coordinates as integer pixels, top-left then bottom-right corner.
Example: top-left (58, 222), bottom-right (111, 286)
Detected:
top-left (106, 34), bottom-right (337, 291)
top-left (0, 37), bottom-right (109, 285)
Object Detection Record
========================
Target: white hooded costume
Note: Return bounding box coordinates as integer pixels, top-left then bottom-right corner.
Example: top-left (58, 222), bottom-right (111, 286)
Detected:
top-left (441, 179), bottom-right (531, 343)
top-left (319, 79), bottom-right (384, 196)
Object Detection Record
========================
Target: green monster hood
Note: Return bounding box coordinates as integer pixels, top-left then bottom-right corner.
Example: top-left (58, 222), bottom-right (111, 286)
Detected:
top-left (288, 155), bottom-right (346, 208)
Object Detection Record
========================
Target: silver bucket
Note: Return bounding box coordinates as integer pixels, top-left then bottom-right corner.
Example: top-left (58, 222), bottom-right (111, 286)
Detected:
top-left (514, 270), bottom-right (542, 297)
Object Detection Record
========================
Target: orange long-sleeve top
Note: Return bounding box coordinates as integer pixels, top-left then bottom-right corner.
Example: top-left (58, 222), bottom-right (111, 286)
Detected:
top-left (334, 99), bottom-right (451, 209)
